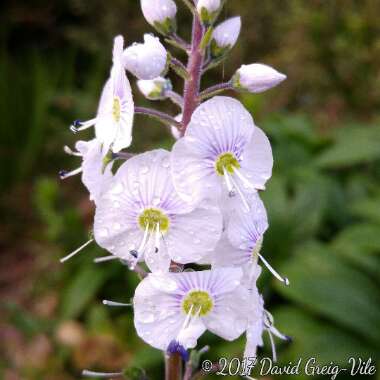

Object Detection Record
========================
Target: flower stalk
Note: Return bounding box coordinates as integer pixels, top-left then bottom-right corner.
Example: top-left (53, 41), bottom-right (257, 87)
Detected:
top-left (181, 14), bottom-right (205, 133)
top-left (134, 106), bottom-right (182, 128)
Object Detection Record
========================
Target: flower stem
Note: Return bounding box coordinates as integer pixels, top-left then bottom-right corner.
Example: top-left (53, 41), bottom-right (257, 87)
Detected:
top-left (181, 14), bottom-right (205, 133)
top-left (165, 353), bottom-right (183, 380)
top-left (199, 82), bottom-right (233, 100)
top-left (134, 107), bottom-right (182, 128)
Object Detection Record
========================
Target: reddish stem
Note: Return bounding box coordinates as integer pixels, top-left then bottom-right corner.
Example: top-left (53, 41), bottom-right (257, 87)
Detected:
top-left (165, 353), bottom-right (183, 380)
top-left (181, 14), bottom-right (205, 134)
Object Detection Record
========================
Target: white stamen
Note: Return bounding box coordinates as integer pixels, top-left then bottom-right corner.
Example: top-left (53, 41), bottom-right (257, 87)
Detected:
top-left (94, 255), bottom-right (118, 263)
top-left (70, 118), bottom-right (97, 133)
top-left (154, 223), bottom-right (160, 253)
top-left (82, 370), bottom-right (123, 378)
top-left (64, 145), bottom-right (82, 157)
top-left (102, 300), bottom-right (132, 307)
top-left (229, 174), bottom-right (250, 211)
top-left (59, 167), bottom-right (82, 180)
top-left (233, 168), bottom-right (256, 190)
top-left (198, 345), bottom-right (210, 355)
top-left (267, 329), bottom-right (278, 363)
top-left (60, 238), bottom-right (94, 263)
top-left (258, 253), bottom-right (289, 285)
top-left (223, 168), bottom-right (236, 197)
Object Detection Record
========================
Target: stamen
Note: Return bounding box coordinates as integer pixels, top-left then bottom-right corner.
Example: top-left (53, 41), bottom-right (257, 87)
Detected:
top-left (60, 238), bottom-right (94, 263)
top-left (267, 329), bottom-right (278, 363)
top-left (264, 311), bottom-right (291, 342)
top-left (94, 255), bottom-right (118, 264)
top-left (258, 253), bottom-right (290, 286)
top-left (59, 167), bottom-right (82, 180)
top-left (223, 168), bottom-right (236, 197)
top-left (70, 118), bottom-right (97, 133)
top-left (233, 168), bottom-right (256, 190)
top-left (102, 300), bottom-right (132, 307)
top-left (64, 145), bottom-right (82, 157)
top-left (130, 224), bottom-right (150, 269)
top-left (82, 370), bottom-right (123, 378)
top-left (228, 174), bottom-right (250, 211)
top-left (154, 223), bottom-right (160, 253)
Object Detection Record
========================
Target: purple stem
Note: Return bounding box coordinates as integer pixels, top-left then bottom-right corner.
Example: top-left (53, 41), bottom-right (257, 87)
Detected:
top-left (199, 82), bottom-right (232, 100)
top-left (181, 14), bottom-right (205, 134)
top-left (135, 106), bottom-right (182, 129)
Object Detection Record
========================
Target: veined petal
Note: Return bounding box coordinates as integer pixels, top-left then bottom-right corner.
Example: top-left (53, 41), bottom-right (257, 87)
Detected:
top-left (211, 234), bottom-right (252, 268)
top-left (167, 204), bottom-right (222, 264)
top-left (227, 192), bottom-right (268, 251)
top-left (239, 126), bottom-right (273, 190)
top-left (75, 139), bottom-right (113, 204)
top-left (134, 275), bottom-right (185, 350)
top-left (212, 16), bottom-right (241, 49)
top-left (204, 285), bottom-right (250, 341)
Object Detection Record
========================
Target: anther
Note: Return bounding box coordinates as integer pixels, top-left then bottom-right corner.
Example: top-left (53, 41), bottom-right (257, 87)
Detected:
top-left (223, 168), bottom-right (236, 197)
top-left (129, 250), bottom-right (138, 258)
top-left (59, 167), bottom-right (82, 180)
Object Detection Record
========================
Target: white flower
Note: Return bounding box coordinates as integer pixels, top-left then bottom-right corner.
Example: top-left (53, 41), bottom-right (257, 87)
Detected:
top-left (171, 97), bottom-right (273, 209)
top-left (233, 63), bottom-right (287, 93)
top-left (140, 0), bottom-right (177, 35)
top-left (133, 268), bottom-right (251, 356)
top-left (70, 36), bottom-right (134, 153)
top-left (197, 0), bottom-right (221, 24)
top-left (137, 77), bottom-right (172, 100)
top-left (211, 17), bottom-right (241, 59)
top-left (94, 149), bottom-right (222, 273)
top-left (123, 34), bottom-right (168, 80)
top-left (60, 139), bottom-right (113, 204)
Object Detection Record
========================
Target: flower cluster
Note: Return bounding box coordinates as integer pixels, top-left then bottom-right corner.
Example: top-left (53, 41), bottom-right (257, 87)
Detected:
top-left (60, 0), bottom-right (289, 378)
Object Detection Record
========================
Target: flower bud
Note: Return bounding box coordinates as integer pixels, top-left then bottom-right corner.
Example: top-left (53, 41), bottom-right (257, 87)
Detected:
top-left (140, 0), bottom-right (177, 35)
top-left (232, 64), bottom-right (287, 93)
top-left (211, 16), bottom-right (241, 60)
top-left (137, 77), bottom-right (172, 100)
top-left (197, 0), bottom-right (221, 25)
top-left (123, 34), bottom-right (169, 80)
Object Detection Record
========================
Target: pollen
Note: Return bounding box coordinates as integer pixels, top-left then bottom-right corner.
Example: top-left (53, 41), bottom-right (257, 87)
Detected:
top-left (138, 208), bottom-right (170, 233)
top-left (182, 290), bottom-right (213, 317)
top-left (112, 97), bottom-right (121, 122)
top-left (215, 152), bottom-right (241, 176)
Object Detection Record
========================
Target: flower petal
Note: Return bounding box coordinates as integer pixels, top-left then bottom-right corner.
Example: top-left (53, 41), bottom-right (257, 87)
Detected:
top-left (239, 126), bottom-right (273, 190)
top-left (167, 204), bottom-right (222, 264)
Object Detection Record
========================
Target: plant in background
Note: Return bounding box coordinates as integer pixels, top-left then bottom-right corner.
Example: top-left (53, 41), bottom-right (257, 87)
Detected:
top-left (59, 0), bottom-right (288, 379)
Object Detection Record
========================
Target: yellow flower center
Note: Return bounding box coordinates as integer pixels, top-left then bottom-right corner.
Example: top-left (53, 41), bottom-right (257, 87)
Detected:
top-left (138, 208), bottom-right (170, 233)
top-left (215, 152), bottom-right (241, 176)
top-left (182, 290), bottom-right (213, 317)
top-left (112, 97), bottom-right (121, 122)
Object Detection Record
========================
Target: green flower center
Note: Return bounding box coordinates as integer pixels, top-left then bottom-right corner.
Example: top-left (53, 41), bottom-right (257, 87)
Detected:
top-left (112, 97), bottom-right (121, 122)
top-left (182, 290), bottom-right (213, 317)
top-left (138, 208), bottom-right (170, 233)
top-left (215, 152), bottom-right (241, 176)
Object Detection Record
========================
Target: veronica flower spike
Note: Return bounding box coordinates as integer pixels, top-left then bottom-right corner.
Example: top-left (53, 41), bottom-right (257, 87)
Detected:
top-left (94, 149), bottom-right (222, 273)
top-left (71, 36), bottom-right (134, 153)
top-left (133, 268), bottom-right (251, 359)
top-left (171, 96), bottom-right (273, 208)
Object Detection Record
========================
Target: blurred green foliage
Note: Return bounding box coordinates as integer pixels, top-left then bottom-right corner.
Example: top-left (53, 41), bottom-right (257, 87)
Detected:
top-left (1, 1), bottom-right (380, 379)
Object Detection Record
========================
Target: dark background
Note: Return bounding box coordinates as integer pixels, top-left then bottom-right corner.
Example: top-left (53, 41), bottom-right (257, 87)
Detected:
top-left (1, 1), bottom-right (380, 379)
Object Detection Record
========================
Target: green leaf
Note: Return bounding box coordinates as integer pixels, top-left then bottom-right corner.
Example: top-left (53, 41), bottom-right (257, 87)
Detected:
top-left (350, 195), bottom-right (380, 224)
top-left (60, 265), bottom-right (109, 319)
top-left (276, 242), bottom-right (380, 347)
top-left (316, 126), bottom-right (380, 168)
top-left (274, 307), bottom-right (374, 366)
